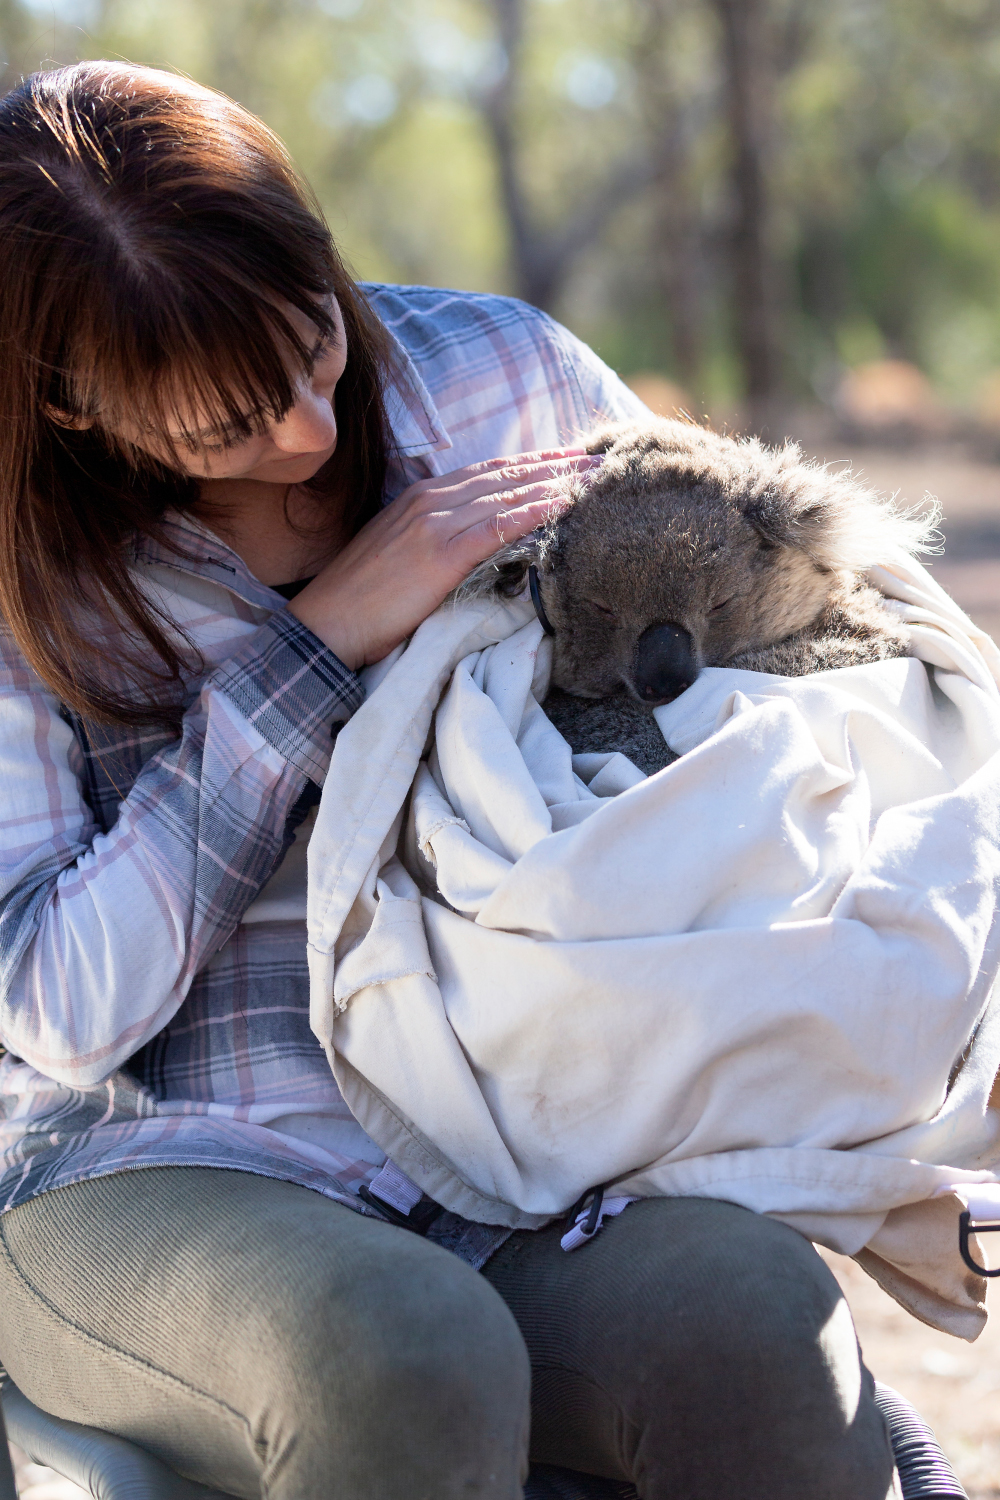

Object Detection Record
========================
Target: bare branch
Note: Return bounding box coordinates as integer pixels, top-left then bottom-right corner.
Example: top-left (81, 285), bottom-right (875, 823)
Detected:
top-left (478, 0), bottom-right (660, 310)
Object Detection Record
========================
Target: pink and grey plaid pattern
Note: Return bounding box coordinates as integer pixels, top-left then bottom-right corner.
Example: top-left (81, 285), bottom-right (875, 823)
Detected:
top-left (0, 285), bottom-right (646, 1239)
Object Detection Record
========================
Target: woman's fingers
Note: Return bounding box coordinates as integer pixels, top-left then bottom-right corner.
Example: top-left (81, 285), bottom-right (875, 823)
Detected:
top-left (405, 452), bottom-right (599, 510)
top-left (431, 446), bottom-right (588, 484)
top-left (444, 487), bottom-right (569, 570)
top-left (287, 446), bottom-right (600, 669)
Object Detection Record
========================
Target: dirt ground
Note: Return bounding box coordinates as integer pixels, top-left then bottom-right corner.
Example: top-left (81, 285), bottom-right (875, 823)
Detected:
top-left (9, 439), bottom-right (1000, 1499)
top-left (816, 1250), bottom-right (1000, 1500)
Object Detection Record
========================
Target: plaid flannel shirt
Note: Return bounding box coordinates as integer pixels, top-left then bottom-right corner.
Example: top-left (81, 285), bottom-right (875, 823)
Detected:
top-left (0, 284), bottom-right (646, 1251)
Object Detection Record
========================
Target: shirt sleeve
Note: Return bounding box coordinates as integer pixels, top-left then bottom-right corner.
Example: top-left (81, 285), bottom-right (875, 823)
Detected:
top-left (0, 610), bottom-right (362, 1086)
top-left (539, 314), bottom-right (655, 428)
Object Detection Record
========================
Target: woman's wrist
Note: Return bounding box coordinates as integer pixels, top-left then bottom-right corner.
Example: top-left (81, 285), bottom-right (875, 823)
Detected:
top-left (286, 590), bottom-right (364, 671)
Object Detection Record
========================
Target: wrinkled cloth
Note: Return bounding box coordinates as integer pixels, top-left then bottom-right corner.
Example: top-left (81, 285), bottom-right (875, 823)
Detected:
top-left (307, 557), bottom-right (1000, 1336)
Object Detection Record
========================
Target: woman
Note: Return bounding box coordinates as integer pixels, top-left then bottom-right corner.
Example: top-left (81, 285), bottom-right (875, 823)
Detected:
top-left (0, 62), bottom-right (896, 1500)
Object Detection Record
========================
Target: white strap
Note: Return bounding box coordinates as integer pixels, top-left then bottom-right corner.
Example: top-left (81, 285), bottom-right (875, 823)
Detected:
top-left (560, 1195), bottom-right (636, 1252)
top-left (942, 1182), bottom-right (1000, 1222)
top-left (367, 1160), bottom-right (425, 1216)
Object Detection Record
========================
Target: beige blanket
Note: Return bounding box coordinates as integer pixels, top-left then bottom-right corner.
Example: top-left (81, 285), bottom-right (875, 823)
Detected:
top-left (307, 558), bottom-right (1000, 1337)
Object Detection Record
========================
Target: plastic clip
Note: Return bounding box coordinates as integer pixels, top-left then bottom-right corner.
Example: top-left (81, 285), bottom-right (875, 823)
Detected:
top-left (958, 1210), bottom-right (1000, 1277)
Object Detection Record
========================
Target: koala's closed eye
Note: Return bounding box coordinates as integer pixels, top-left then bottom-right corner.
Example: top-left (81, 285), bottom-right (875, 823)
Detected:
top-left (710, 596), bottom-right (734, 613)
top-left (586, 600), bottom-right (617, 619)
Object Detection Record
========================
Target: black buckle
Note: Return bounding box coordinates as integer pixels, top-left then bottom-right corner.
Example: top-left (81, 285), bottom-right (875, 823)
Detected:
top-left (958, 1210), bottom-right (1000, 1276)
top-left (528, 565), bottom-right (556, 637)
top-left (359, 1184), bottom-right (442, 1235)
top-left (565, 1184), bottom-right (605, 1237)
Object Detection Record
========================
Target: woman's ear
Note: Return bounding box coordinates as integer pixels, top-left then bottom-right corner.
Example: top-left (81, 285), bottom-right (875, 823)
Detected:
top-left (44, 404), bottom-right (97, 431)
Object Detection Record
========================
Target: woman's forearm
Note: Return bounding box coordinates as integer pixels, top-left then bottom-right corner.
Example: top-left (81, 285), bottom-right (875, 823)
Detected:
top-left (0, 612), bottom-right (359, 1084)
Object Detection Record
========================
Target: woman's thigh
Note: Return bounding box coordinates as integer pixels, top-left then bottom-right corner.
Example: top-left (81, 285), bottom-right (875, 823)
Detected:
top-left (0, 1167), bottom-right (530, 1500)
top-left (484, 1196), bottom-right (898, 1500)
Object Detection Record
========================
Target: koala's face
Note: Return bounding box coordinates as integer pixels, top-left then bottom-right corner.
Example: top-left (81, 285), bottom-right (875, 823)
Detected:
top-left (535, 425), bottom-right (838, 705)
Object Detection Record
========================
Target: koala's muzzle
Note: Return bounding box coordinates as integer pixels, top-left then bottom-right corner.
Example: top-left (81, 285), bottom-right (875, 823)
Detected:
top-left (633, 623), bottom-right (697, 704)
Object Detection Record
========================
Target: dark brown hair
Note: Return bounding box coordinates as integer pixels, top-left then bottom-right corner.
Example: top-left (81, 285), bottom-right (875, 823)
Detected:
top-left (0, 61), bottom-right (394, 727)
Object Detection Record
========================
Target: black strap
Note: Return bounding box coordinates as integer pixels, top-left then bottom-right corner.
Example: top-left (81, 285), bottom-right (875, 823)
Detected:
top-left (529, 565), bottom-right (556, 636)
top-left (270, 576), bottom-right (316, 601)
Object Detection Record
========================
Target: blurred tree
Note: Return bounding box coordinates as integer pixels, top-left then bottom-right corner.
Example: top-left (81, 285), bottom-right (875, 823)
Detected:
top-left (4, 0), bottom-right (1000, 417)
top-left (477, 0), bottom-right (659, 312)
top-left (712, 0), bottom-right (783, 415)
top-left (628, 0), bottom-right (712, 388)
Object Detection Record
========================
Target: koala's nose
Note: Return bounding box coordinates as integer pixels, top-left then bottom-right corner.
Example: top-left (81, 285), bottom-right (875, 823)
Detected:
top-left (633, 623), bottom-right (697, 704)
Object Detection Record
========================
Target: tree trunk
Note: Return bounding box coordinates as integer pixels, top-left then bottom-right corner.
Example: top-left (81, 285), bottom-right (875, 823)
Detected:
top-left (480, 0), bottom-right (659, 313)
top-left (480, 0), bottom-right (546, 305)
top-left (712, 0), bottom-right (785, 426)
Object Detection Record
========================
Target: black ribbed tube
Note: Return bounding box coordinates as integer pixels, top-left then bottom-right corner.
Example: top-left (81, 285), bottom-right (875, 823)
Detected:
top-left (524, 1385), bottom-right (968, 1500)
top-left (875, 1383), bottom-right (967, 1498)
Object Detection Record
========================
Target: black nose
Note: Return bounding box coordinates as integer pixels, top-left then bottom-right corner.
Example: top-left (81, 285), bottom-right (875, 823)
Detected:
top-left (633, 623), bottom-right (697, 704)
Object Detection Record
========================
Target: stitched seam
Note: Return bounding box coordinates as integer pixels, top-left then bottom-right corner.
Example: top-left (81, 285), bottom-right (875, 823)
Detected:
top-left (0, 1215), bottom-right (253, 1439)
top-left (530, 1361), bottom-right (642, 1480)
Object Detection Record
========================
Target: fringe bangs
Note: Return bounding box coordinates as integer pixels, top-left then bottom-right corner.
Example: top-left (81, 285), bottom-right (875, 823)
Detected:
top-left (0, 60), bottom-right (393, 728)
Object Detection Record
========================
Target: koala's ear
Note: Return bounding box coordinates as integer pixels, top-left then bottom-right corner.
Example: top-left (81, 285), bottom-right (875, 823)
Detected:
top-left (456, 529), bottom-right (542, 602)
top-left (583, 422), bottom-right (629, 455)
top-left (741, 486), bottom-right (823, 554)
top-left (737, 441), bottom-right (941, 574)
top-left (743, 476), bottom-right (868, 577)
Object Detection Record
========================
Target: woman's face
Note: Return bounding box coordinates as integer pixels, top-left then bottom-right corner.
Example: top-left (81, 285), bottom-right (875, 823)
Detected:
top-left (116, 297), bottom-right (348, 485)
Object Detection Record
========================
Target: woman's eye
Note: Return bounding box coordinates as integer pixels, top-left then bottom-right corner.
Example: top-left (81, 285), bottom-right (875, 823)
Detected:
top-left (710, 596), bottom-right (733, 614)
top-left (310, 335), bottom-right (341, 379)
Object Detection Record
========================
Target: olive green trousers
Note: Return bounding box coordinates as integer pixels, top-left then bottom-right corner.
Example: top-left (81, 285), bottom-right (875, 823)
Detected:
top-left (0, 1167), bottom-right (897, 1499)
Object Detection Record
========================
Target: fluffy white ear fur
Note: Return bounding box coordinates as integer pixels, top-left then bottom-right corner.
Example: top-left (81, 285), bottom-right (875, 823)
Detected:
top-left (453, 527), bottom-right (544, 602)
top-left (743, 446), bottom-right (942, 577)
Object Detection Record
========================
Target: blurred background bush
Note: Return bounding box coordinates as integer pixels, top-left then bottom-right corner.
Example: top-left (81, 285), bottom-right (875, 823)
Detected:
top-left (6, 0), bottom-right (1000, 441)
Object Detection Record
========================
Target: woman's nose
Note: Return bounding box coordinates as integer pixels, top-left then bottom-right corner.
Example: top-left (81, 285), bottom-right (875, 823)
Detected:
top-left (270, 386), bottom-right (337, 453)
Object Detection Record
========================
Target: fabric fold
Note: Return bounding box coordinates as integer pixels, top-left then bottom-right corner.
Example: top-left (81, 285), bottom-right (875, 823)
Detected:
top-left (308, 556), bottom-right (1000, 1335)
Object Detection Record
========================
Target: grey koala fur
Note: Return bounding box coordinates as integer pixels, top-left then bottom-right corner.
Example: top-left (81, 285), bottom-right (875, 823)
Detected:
top-left (463, 419), bottom-right (939, 776)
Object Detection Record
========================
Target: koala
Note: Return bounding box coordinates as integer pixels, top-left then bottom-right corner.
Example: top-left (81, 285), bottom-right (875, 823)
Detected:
top-left (464, 419), bottom-right (938, 776)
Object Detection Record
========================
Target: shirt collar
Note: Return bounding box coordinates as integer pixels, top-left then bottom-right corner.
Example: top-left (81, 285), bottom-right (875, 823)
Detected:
top-left (131, 512), bottom-right (285, 611)
top-left (382, 328), bottom-right (452, 458)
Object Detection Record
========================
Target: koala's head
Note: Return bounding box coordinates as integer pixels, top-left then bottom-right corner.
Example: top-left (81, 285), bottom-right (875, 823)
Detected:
top-left (470, 419), bottom-right (936, 705)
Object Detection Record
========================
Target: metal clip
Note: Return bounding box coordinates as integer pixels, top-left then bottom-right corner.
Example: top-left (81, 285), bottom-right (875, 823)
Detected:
top-left (564, 1184), bottom-right (605, 1237)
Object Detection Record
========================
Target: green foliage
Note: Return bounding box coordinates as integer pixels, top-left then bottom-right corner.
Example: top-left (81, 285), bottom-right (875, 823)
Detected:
top-left (6, 0), bottom-right (1000, 407)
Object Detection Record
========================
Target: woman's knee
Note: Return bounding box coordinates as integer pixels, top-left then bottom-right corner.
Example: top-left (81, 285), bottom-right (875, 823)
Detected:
top-left (253, 1224), bottom-right (531, 1496)
top-left (1, 1175), bottom-right (531, 1500)
top-left (488, 1196), bottom-right (895, 1499)
top-left (607, 1199), bottom-right (895, 1498)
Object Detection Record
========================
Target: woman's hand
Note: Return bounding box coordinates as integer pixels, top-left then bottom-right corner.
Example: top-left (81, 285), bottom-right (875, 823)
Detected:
top-left (289, 448), bottom-right (599, 669)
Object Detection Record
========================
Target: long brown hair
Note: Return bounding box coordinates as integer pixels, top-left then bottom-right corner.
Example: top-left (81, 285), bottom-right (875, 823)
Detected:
top-left (0, 61), bottom-right (394, 727)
